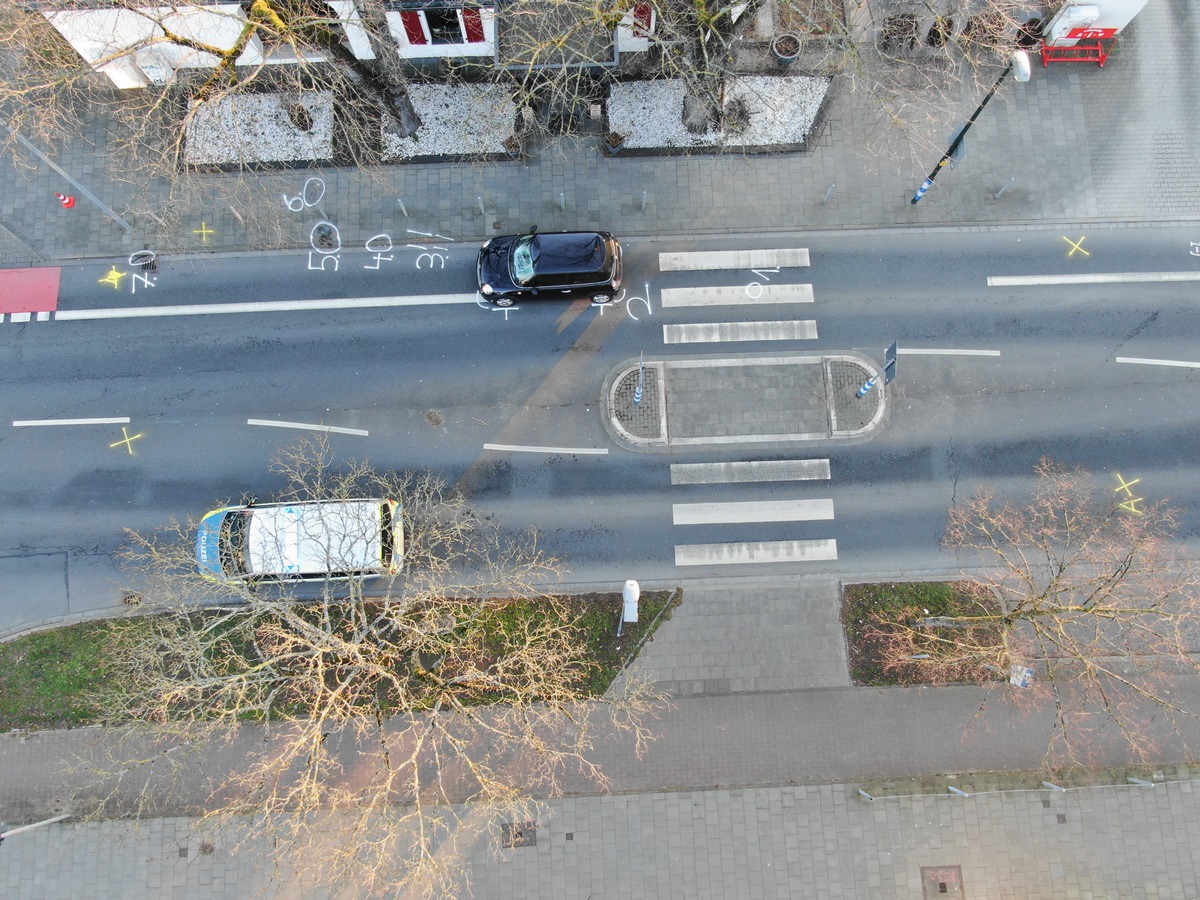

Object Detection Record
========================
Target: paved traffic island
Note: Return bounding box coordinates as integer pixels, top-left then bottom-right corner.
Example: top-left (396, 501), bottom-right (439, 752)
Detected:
top-left (603, 351), bottom-right (885, 451)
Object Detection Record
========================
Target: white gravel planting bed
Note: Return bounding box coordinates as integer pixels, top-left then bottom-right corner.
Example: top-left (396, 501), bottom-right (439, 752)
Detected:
top-left (383, 83), bottom-right (516, 160)
top-left (607, 76), bottom-right (829, 149)
top-left (184, 93), bottom-right (334, 164)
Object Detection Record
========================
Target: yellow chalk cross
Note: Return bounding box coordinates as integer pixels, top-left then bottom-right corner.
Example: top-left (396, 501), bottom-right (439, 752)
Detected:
top-left (1114, 472), bottom-right (1143, 516)
top-left (193, 221), bottom-right (215, 242)
top-left (99, 266), bottom-right (127, 289)
top-left (110, 426), bottom-right (144, 455)
top-left (1063, 234), bottom-right (1090, 257)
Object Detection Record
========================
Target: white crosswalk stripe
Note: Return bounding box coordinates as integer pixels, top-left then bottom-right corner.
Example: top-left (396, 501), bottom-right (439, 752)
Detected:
top-left (663, 320), bottom-right (817, 343)
top-left (659, 249), bottom-right (811, 270)
top-left (660, 284), bottom-right (813, 307)
top-left (673, 498), bottom-right (834, 525)
top-left (675, 539), bottom-right (838, 566)
top-left (671, 459), bottom-right (831, 485)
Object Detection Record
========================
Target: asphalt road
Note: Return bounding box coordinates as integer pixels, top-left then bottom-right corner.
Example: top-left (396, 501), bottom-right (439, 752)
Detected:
top-left (3, 224), bottom-right (1199, 630)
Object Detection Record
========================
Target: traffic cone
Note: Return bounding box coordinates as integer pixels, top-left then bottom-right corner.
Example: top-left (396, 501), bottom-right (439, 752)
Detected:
top-left (54, 192), bottom-right (76, 209)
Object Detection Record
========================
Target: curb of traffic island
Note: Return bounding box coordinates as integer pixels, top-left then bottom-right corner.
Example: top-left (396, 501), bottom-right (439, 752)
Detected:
top-left (827, 353), bottom-right (887, 439)
top-left (601, 356), bottom-right (669, 450)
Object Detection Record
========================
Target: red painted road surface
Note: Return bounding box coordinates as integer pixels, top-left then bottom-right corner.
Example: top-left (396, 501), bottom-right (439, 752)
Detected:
top-left (0, 267), bottom-right (61, 314)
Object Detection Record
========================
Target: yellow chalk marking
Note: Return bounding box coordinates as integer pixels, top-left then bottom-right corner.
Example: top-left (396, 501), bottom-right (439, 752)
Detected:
top-left (99, 266), bottom-right (127, 289)
top-left (1114, 473), bottom-right (1141, 497)
top-left (193, 221), bottom-right (215, 242)
top-left (110, 426), bottom-right (143, 455)
top-left (1063, 235), bottom-right (1090, 257)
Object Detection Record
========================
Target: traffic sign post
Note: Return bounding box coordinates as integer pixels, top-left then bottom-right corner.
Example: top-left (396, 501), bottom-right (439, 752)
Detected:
top-left (884, 341), bottom-right (897, 384)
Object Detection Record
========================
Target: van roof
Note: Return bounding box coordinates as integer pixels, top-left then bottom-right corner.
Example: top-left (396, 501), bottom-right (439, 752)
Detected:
top-left (245, 500), bottom-right (385, 577)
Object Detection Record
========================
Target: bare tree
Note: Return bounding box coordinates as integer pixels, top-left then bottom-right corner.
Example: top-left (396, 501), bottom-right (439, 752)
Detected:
top-left (863, 458), bottom-right (1200, 765)
top-left (98, 435), bottom-right (664, 897)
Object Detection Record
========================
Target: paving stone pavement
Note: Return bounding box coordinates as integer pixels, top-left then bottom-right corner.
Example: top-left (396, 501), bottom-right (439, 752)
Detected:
top-left (615, 579), bottom-right (851, 696)
top-left (4, 778), bottom-right (1198, 899)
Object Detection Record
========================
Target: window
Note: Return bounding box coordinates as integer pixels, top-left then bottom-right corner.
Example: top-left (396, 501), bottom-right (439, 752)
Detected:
top-left (399, 7), bottom-right (486, 46)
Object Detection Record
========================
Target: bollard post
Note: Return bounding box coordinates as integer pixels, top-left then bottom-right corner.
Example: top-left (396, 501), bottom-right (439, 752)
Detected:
top-left (822, 183), bottom-right (836, 204)
top-left (633, 352), bottom-right (645, 406)
top-left (641, 190), bottom-right (648, 212)
top-left (396, 198), bottom-right (409, 217)
top-left (559, 192), bottom-right (566, 211)
top-left (994, 177), bottom-right (1016, 199)
top-left (856, 375), bottom-right (878, 398)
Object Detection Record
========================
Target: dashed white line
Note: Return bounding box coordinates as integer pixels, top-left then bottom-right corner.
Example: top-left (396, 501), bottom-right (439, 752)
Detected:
top-left (674, 538), bottom-right (838, 566)
top-left (988, 272), bottom-right (1200, 286)
top-left (53, 294), bottom-right (479, 321)
top-left (1115, 357), bottom-right (1200, 369)
top-left (483, 443), bottom-right (609, 455)
top-left (671, 459), bottom-right (831, 485)
top-left (660, 284), bottom-right (813, 307)
top-left (659, 249), bottom-right (811, 271)
top-left (248, 419), bottom-right (369, 436)
top-left (12, 417), bottom-right (130, 427)
top-left (672, 498), bottom-right (834, 526)
top-left (663, 320), bottom-right (818, 343)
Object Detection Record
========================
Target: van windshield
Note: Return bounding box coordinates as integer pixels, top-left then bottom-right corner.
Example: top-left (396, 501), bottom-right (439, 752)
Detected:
top-left (220, 512), bottom-right (250, 577)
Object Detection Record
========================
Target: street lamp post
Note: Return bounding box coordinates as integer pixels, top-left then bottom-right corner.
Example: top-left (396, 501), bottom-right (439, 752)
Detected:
top-left (910, 51), bottom-right (1031, 206)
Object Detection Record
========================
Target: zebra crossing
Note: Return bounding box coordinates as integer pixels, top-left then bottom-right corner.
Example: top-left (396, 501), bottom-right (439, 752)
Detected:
top-left (656, 247), bottom-right (816, 346)
top-left (656, 246), bottom-right (838, 567)
top-left (669, 457), bottom-right (837, 567)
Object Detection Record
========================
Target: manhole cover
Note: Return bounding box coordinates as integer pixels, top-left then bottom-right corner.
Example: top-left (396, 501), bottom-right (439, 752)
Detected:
top-left (921, 865), bottom-right (964, 898)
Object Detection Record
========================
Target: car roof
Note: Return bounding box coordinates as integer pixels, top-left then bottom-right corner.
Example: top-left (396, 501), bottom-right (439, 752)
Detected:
top-left (526, 231), bottom-right (610, 275)
top-left (245, 500), bottom-right (385, 577)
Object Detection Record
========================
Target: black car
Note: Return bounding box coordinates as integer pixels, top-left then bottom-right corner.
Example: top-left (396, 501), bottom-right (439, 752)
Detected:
top-left (477, 229), bottom-right (622, 307)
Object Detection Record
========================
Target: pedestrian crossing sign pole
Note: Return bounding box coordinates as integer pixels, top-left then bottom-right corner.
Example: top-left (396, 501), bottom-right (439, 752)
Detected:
top-left (884, 341), bottom-right (897, 384)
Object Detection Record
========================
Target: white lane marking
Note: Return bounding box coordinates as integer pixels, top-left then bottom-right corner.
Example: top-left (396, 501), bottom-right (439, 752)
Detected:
top-left (988, 272), bottom-right (1200, 287)
top-left (248, 419), bottom-right (369, 436)
top-left (12, 416), bottom-right (130, 427)
top-left (483, 443), bottom-right (609, 455)
top-left (660, 249), bottom-right (810, 271)
top-left (660, 284), bottom-right (813, 307)
top-left (675, 538), bottom-right (838, 566)
top-left (1115, 357), bottom-right (1200, 369)
top-left (663, 320), bottom-right (818, 343)
top-left (673, 498), bottom-right (834, 526)
top-left (671, 459), bottom-right (830, 485)
top-left (53, 294), bottom-right (479, 321)
top-left (895, 348), bottom-right (1001, 357)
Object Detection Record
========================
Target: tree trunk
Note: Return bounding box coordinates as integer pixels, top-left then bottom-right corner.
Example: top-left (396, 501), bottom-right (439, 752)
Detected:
top-left (354, 0), bottom-right (422, 137)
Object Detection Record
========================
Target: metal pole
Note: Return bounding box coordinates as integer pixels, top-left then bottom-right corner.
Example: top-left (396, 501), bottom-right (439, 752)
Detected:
top-left (911, 58), bottom-right (1021, 206)
top-left (994, 177), bottom-right (1016, 199)
top-left (2, 122), bottom-right (133, 233)
top-left (1, 814), bottom-right (71, 844)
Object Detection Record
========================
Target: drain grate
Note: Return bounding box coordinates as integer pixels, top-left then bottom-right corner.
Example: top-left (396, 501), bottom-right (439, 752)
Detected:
top-left (921, 865), bottom-right (965, 898)
top-left (501, 821), bottom-right (537, 848)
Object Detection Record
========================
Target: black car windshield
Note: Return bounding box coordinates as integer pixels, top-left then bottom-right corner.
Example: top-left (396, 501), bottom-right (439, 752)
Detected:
top-left (511, 234), bottom-right (539, 285)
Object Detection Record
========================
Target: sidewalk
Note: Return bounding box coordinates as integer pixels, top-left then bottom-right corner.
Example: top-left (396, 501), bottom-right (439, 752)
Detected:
top-left (0, 1), bottom-right (1196, 268)
top-left (4, 777), bottom-right (1198, 898)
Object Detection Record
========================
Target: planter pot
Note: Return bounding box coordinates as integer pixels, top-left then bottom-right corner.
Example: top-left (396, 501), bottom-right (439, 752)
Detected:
top-left (603, 133), bottom-right (626, 155)
top-left (771, 33), bottom-right (802, 67)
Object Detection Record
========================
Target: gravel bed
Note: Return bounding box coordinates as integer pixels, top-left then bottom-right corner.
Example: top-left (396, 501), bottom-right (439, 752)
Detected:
top-left (608, 76), bottom-right (829, 148)
top-left (382, 83), bottom-right (516, 159)
top-left (184, 93), bottom-right (334, 164)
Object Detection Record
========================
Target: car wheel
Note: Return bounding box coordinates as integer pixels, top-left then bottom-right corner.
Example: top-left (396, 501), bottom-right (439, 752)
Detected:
top-left (493, 296), bottom-right (515, 307)
top-left (592, 293), bottom-right (612, 304)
